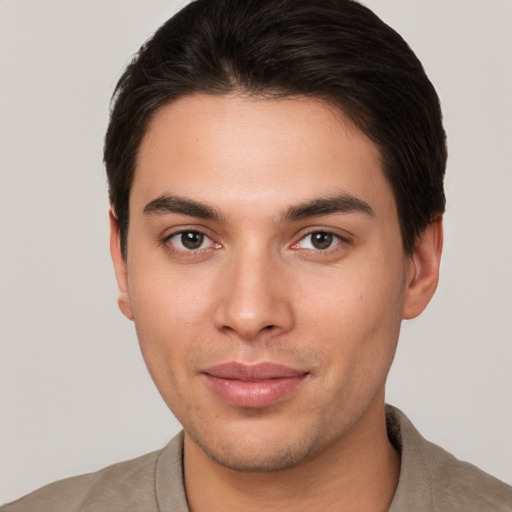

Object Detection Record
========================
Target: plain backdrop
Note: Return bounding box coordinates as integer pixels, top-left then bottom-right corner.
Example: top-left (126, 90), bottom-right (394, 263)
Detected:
top-left (1, 0), bottom-right (511, 504)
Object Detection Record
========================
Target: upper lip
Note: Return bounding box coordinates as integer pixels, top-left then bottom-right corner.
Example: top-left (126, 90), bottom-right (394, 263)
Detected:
top-left (202, 362), bottom-right (308, 381)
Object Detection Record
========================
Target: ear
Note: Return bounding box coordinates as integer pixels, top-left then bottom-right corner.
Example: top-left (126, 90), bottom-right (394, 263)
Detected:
top-left (109, 210), bottom-right (134, 320)
top-left (402, 218), bottom-right (443, 320)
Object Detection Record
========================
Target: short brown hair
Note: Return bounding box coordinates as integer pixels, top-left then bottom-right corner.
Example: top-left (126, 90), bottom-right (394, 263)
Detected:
top-left (104, 0), bottom-right (446, 258)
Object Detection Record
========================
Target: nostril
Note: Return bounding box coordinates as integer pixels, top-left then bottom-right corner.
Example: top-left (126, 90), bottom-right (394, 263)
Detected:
top-left (264, 324), bottom-right (276, 330)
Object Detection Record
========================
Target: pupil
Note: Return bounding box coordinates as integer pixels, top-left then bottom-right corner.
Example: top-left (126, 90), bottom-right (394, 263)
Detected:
top-left (312, 232), bottom-right (332, 249)
top-left (181, 232), bottom-right (203, 249)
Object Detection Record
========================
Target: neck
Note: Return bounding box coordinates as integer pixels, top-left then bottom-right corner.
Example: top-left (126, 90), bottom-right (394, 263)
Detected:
top-left (183, 399), bottom-right (400, 512)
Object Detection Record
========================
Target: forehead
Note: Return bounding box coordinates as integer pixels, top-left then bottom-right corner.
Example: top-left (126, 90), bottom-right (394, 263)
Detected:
top-left (132, 93), bottom-right (396, 220)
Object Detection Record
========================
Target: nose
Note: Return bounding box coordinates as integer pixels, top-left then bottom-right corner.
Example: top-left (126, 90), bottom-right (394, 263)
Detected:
top-left (213, 248), bottom-right (295, 341)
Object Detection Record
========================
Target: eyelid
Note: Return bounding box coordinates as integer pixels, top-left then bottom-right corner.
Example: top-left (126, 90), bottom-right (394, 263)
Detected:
top-left (161, 227), bottom-right (221, 253)
top-left (290, 227), bottom-right (352, 251)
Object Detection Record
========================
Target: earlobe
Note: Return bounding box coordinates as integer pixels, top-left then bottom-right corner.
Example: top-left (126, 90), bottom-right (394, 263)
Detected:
top-left (402, 218), bottom-right (443, 320)
top-left (109, 210), bottom-right (134, 321)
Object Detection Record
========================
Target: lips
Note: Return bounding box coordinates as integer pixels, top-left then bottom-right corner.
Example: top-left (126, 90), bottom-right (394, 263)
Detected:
top-left (201, 362), bottom-right (308, 408)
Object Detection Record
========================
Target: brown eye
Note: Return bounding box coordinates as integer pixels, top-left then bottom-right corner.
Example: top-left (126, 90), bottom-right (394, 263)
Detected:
top-left (181, 231), bottom-right (204, 249)
top-left (166, 230), bottom-right (213, 251)
top-left (310, 232), bottom-right (334, 250)
top-left (294, 231), bottom-right (343, 251)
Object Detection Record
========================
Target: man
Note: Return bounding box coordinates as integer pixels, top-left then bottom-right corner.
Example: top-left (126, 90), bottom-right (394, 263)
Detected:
top-left (2, 0), bottom-right (511, 510)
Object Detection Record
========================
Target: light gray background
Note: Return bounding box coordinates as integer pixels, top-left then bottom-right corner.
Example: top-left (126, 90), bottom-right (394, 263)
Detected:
top-left (1, 0), bottom-right (511, 504)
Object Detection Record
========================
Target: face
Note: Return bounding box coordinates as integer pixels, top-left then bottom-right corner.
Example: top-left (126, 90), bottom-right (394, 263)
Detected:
top-left (111, 94), bottom-right (440, 472)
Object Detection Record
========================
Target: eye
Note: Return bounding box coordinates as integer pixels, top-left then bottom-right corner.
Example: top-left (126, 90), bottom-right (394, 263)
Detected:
top-left (295, 231), bottom-right (343, 250)
top-left (165, 230), bottom-right (216, 251)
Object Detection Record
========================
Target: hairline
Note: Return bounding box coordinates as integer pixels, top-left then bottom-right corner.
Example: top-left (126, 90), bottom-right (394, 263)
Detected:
top-left (113, 89), bottom-right (412, 260)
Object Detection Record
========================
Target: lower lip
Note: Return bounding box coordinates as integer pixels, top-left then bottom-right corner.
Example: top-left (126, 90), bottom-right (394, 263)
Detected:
top-left (203, 374), bottom-right (307, 408)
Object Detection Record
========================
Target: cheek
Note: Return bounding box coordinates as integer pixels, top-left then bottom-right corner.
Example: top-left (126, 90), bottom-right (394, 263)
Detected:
top-left (130, 263), bottom-right (213, 327)
top-left (298, 258), bottom-right (404, 329)
top-left (294, 254), bottom-right (405, 372)
top-left (300, 270), bottom-right (404, 418)
top-left (127, 270), bottom-right (213, 381)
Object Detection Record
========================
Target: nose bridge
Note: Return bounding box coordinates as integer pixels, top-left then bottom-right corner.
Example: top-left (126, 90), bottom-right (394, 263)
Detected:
top-left (213, 240), bottom-right (294, 340)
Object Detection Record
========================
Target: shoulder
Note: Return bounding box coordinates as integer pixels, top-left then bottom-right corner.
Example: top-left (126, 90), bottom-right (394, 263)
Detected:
top-left (1, 448), bottom-right (162, 512)
top-left (421, 437), bottom-right (512, 511)
top-left (387, 405), bottom-right (512, 512)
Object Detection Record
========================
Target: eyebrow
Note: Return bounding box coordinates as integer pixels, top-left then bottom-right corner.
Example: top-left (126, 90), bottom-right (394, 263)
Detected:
top-left (281, 194), bottom-right (374, 222)
top-left (143, 194), bottom-right (224, 221)
top-left (143, 192), bottom-right (374, 223)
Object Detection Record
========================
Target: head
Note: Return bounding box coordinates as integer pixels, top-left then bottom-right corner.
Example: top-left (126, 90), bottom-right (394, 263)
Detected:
top-left (105, 0), bottom-right (445, 474)
top-left (105, 0), bottom-right (446, 260)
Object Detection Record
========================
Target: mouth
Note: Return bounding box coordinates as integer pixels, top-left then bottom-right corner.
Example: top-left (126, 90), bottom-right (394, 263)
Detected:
top-left (201, 362), bottom-right (309, 408)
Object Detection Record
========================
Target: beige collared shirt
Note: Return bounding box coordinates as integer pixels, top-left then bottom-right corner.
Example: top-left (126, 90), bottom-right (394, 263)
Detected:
top-left (3, 406), bottom-right (511, 511)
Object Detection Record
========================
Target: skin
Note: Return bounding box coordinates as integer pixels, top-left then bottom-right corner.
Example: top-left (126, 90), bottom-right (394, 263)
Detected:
top-left (110, 93), bottom-right (442, 511)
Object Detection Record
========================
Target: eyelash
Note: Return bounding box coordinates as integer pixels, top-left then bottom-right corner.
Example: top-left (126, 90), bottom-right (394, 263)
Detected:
top-left (291, 231), bottom-right (348, 252)
top-left (162, 230), bottom-right (219, 255)
top-left (160, 229), bottom-right (351, 256)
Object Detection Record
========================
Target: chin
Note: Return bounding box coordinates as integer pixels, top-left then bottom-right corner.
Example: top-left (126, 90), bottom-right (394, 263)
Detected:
top-left (188, 423), bottom-right (325, 473)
